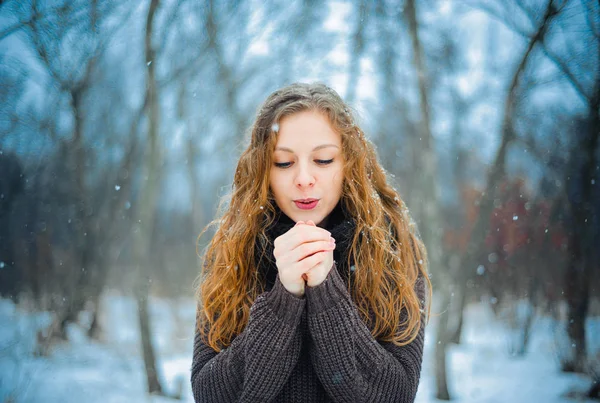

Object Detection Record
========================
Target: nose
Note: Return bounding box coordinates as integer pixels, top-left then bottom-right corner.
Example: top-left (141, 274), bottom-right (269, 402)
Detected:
top-left (294, 162), bottom-right (315, 189)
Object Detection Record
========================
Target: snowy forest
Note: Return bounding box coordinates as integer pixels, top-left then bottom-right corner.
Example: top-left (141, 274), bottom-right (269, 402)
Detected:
top-left (0, 0), bottom-right (599, 401)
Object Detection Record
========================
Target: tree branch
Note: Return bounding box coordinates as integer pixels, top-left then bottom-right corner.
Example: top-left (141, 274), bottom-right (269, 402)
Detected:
top-left (464, 1), bottom-right (530, 38)
top-left (470, 0), bottom-right (591, 104)
top-left (0, 2), bottom-right (91, 43)
top-left (579, 0), bottom-right (600, 39)
top-left (538, 43), bottom-right (591, 102)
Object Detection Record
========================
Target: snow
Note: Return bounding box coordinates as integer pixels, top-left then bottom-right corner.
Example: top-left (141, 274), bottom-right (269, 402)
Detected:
top-left (0, 294), bottom-right (596, 402)
top-left (416, 303), bottom-right (596, 402)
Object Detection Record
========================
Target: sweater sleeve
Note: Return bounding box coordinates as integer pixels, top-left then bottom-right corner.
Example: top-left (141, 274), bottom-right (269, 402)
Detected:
top-left (191, 276), bottom-right (306, 403)
top-left (304, 263), bottom-right (427, 403)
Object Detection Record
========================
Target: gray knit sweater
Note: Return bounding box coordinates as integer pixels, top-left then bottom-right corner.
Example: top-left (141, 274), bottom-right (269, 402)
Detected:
top-left (191, 207), bottom-right (426, 402)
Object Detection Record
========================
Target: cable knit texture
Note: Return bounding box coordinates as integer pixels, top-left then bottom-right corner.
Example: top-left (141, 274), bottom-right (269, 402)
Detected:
top-left (191, 203), bottom-right (427, 402)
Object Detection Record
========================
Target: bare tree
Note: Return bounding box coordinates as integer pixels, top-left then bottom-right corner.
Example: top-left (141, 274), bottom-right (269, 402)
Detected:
top-left (471, 0), bottom-right (599, 376)
top-left (204, 0), bottom-right (249, 141)
top-left (131, 0), bottom-right (165, 395)
top-left (403, 0), bottom-right (451, 399)
top-left (5, 0), bottom-right (135, 343)
top-left (345, 0), bottom-right (368, 104)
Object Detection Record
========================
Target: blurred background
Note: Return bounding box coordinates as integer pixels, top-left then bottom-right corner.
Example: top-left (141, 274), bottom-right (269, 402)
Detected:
top-left (0, 0), bottom-right (598, 402)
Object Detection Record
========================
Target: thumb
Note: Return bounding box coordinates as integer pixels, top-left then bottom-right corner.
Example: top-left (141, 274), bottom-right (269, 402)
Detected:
top-left (306, 220), bottom-right (316, 226)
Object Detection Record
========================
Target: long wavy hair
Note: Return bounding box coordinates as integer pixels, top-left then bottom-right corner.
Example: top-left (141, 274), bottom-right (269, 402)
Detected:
top-left (196, 82), bottom-right (431, 351)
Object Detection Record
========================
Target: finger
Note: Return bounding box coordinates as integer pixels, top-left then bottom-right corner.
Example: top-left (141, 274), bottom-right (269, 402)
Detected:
top-left (306, 253), bottom-right (333, 273)
top-left (277, 238), bottom-right (334, 266)
top-left (274, 224), bottom-right (326, 253)
top-left (306, 220), bottom-right (316, 226)
top-left (291, 239), bottom-right (335, 262)
top-left (279, 225), bottom-right (332, 251)
top-left (294, 251), bottom-right (328, 273)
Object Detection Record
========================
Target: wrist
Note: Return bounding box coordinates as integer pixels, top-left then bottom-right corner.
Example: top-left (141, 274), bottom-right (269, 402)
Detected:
top-left (283, 281), bottom-right (306, 297)
top-left (305, 262), bottom-right (349, 313)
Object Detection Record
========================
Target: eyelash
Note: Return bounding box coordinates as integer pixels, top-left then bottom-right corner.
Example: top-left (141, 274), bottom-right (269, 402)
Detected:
top-left (274, 159), bottom-right (334, 168)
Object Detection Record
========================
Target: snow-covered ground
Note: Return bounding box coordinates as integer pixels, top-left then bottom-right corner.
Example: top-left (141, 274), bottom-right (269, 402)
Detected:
top-left (0, 292), bottom-right (597, 403)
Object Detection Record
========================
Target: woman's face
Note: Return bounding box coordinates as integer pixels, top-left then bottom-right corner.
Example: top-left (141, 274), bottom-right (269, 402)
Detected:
top-left (269, 109), bottom-right (344, 226)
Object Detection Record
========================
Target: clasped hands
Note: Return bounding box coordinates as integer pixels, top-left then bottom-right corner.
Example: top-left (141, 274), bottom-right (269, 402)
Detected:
top-left (273, 220), bottom-right (336, 297)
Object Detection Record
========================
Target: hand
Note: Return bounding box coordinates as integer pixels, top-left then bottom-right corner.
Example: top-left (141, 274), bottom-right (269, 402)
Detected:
top-left (273, 220), bottom-right (336, 297)
top-left (302, 221), bottom-right (335, 288)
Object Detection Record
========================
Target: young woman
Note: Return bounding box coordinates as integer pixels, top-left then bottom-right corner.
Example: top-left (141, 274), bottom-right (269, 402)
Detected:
top-left (191, 83), bottom-right (431, 402)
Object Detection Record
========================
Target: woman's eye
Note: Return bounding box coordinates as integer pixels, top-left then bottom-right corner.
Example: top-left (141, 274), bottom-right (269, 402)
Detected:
top-left (274, 162), bottom-right (292, 168)
top-left (316, 159), bottom-right (334, 165)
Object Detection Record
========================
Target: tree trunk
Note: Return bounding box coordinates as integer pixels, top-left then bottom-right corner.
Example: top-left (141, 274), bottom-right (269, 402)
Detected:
top-left (185, 116), bottom-right (202, 230)
top-left (518, 280), bottom-right (537, 356)
top-left (448, 287), bottom-right (466, 345)
top-left (205, 0), bottom-right (245, 142)
top-left (373, 0), bottom-right (412, 177)
top-left (404, 0), bottom-right (448, 398)
top-left (409, 1), bottom-right (558, 397)
top-left (450, 0), bottom-right (559, 353)
top-left (562, 27), bottom-right (600, 369)
top-left (138, 288), bottom-right (162, 393)
top-left (88, 297), bottom-right (102, 340)
top-left (132, 0), bottom-right (164, 395)
top-left (588, 379), bottom-right (600, 398)
top-left (345, 0), bottom-right (366, 105)
top-left (434, 290), bottom-right (451, 400)
top-left (448, 88), bottom-right (469, 346)
top-left (563, 109), bottom-right (599, 373)
top-left (55, 86), bottom-right (91, 341)
top-left (405, 0), bottom-right (444, 276)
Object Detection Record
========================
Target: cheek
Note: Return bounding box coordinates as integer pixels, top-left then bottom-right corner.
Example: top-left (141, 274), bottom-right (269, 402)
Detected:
top-left (331, 167), bottom-right (344, 187)
top-left (269, 170), bottom-right (285, 195)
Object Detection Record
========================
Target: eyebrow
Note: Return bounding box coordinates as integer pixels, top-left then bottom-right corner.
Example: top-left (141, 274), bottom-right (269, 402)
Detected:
top-left (275, 144), bottom-right (339, 153)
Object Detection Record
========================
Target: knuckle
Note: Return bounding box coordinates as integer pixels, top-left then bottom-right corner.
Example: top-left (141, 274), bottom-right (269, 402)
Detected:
top-left (297, 232), bottom-right (308, 243)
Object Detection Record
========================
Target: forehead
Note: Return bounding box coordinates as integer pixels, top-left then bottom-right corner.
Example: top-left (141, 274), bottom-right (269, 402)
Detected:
top-left (275, 110), bottom-right (340, 149)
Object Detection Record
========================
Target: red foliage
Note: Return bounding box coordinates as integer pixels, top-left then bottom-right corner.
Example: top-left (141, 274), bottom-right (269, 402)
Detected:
top-left (443, 177), bottom-right (568, 268)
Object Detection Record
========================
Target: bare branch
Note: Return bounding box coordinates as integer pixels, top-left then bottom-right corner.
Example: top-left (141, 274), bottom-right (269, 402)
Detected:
top-left (464, 0), bottom-right (531, 38)
top-left (0, 2), bottom-right (92, 43)
top-left (514, 0), bottom-right (538, 30)
top-left (580, 0), bottom-right (600, 39)
top-left (68, 1), bottom-right (138, 89)
top-left (155, 0), bottom-right (186, 55)
top-left (514, 132), bottom-right (562, 182)
top-left (204, 0), bottom-right (246, 137)
top-left (471, 0), bottom-right (592, 104)
top-left (346, 0), bottom-right (367, 104)
top-left (0, 20), bottom-right (30, 41)
top-left (538, 43), bottom-right (591, 102)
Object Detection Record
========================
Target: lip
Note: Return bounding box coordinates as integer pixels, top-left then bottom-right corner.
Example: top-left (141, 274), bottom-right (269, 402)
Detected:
top-left (294, 198), bottom-right (319, 210)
